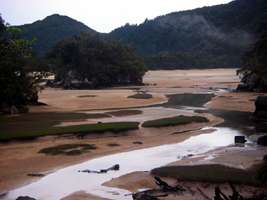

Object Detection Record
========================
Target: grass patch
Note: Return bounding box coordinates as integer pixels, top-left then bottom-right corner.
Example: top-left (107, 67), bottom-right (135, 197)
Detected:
top-left (39, 143), bottom-right (97, 156)
top-left (152, 164), bottom-right (260, 185)
top-left (78, 95), bottom-right (97, 98)
top-left (83, 113), bottom-right (111, 119)
top-left (0, 112), bottom-right (112, 141)
top-left (164, 93), bottom-right (215, 108)
top-left (128, 93), bottom-right (153, 99)
top-left (142, 115), bottom-right (209, 128)
top-left (106, 110), bottom-right (142, 117)
top-left (0, 121), bottom-right (139, 141)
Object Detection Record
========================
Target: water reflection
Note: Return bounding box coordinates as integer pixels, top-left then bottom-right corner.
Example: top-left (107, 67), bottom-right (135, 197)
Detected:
top-left (4, 127), bottom-right (248, 200)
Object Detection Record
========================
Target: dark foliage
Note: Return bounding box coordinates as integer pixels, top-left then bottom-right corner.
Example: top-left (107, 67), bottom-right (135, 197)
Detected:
top-left (110, 0), bottom-right (267, 68)
top-left (238, 34), bottom-right (267, 91)
top-left (47, 34), bottom-right (147, 88)
top-left (0, 16), bottom-right (45, 114)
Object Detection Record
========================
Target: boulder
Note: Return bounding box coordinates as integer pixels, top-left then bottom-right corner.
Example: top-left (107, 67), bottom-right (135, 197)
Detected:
top-left (235, 136), bottom-right (247, 144)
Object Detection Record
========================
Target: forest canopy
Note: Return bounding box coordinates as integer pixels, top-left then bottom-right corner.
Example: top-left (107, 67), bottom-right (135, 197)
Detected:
top-left (47, 33), bottom-right (147, 89)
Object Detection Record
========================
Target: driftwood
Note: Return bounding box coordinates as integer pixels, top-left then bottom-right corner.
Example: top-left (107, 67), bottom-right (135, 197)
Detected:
top-left (154, 176), bottom-right (185, 192)
top-left (132, 177), bottom-right (186, 200)
top-left (214, 183), bottom-right (267, 200)
top-left (78, 164), bottom-right (120, 174)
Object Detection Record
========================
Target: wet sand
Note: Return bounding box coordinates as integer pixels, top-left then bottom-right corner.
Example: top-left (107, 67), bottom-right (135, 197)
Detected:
top-left (1, 69), bottom-right (266, 200)
top-left (0, 118), bottom-right (219, 193)
top-left (31, 89), bottom-right (167, 113)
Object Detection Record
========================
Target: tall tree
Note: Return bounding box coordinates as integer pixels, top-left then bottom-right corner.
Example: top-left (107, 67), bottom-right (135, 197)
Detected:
top-left (0, 16), bottom-right (42, 114)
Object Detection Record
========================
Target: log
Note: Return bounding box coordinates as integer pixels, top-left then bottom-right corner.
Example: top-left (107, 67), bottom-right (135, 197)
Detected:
top-left (78, 164), bottom-right (120, 174)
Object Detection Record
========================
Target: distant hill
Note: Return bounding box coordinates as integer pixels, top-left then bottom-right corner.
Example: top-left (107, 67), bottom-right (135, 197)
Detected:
top-left (18, 14), bottom-right (96, 56)
top-left (110, 0), bottom-right (267, 68)
top-left (17, 0), bottom-right (267, 68)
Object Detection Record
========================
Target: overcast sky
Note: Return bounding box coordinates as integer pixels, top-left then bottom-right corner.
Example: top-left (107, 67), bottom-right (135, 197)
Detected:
top-left (1, 0), bottom-right (232, 33)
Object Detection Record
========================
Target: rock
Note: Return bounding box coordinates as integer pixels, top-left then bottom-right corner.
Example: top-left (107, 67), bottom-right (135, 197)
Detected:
top-left (111, 164), bottom-right (120, 171)
top-left (16, 196), bottom-right (37, 200)
top-left (257, 135), bottom-right (267, 146)
top-left (235, 136), bottom-right (247, 144)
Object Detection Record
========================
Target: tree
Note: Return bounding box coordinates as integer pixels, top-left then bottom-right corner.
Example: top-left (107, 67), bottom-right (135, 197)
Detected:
top-left (237, 34), bottom-right (267, 91)
top-left (0, 15), bottom-right (44, 114)
top-left (48, 33), bottom-right (147, 89)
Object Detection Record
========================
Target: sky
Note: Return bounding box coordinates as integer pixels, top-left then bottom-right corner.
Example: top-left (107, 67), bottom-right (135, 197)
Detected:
top-left (1, 0), bottom-right (232, 33)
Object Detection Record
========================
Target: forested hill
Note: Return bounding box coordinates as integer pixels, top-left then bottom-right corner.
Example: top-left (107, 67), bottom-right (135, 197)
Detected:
top-left (18, 14), bottom-right (96, 56)
top-left (17, 0), bottom-right (267, 69)
top-left (110, 0), bottom-right (267, 68)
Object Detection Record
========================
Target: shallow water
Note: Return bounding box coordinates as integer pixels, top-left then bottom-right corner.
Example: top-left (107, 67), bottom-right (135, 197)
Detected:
top-left (4, 127), bottom-right (248, 200)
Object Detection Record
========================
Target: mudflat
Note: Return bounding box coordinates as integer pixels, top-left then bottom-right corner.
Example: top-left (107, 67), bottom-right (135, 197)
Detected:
top-left (1, 68), bottom-right (266, 200)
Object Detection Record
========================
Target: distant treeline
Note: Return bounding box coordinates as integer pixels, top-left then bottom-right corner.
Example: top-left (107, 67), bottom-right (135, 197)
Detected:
top-left (47, 33), bottom-right (146, 89)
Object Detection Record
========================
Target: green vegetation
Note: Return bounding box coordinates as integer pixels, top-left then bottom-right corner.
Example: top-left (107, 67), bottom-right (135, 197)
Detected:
top-left (39, 143), bottom-right (97, 156)
top-left (48, 33), bottom-right (147, 88)
top-left (110, 0), bottom-right (267, 68)
top-left (107, 110), bottom-right (142, 117)
top-left (163, 93), bottom-right (215, 108)
top-left (0, 121), bottom-right (139, 141)
top-left (152, 164), bottom-right (259, 185)
top-left (0, 112), bottom-right (111, 137)
top-left (238, 34), bottom-right (267, 92)
top-left (0, 16), bottom-right (47, 114)
top-left (142, 115), bottom-right (209, 128)
top-left (15, 1), bottom-right (267, 69)
top-left (128, 93), bottom-right (153, 99)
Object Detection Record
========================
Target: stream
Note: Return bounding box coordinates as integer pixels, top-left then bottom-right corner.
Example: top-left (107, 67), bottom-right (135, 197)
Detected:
top-left (4, 127), bottom-right (248, 200)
